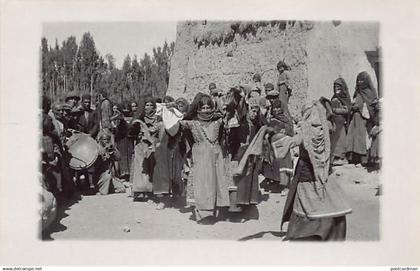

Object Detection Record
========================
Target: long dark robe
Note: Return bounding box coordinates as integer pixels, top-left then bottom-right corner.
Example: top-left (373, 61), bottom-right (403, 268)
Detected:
top-left (181, 119), bottom-right (230, 220)
top-left (345, 94), bottom-right (368, 160)
top-left (222, 96), bottom-right (248, 159)
top-left (368, 103), bottom-right (381, 162)
top-left (113, 119), bottom-right (133, 177)
top-left (152, 130), bottom-right (186, 195)
top-left (331, 98), bottom-right (350, 159)
top-left (281, 147), bottom-right (346, 241)
top-left (129, 114), bottom-right (162, 194)
top-left (346, 72), bottom-right (378, 163)
top-left (233, 117), bottom-right (263, 205)
top-left (262, 115), bottom-right (294, 183)
top-left (355, 72), bottom-right (378, 119)
top-left (276, 71), bottom-right (293, 124)
top-left (331, 78), bottom-right (351, 159)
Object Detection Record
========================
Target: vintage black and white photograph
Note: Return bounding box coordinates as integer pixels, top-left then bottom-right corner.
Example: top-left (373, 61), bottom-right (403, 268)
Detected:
top-left (39, 20), bottom-right (382, 241)
top-left (2, 0), bottom-right (420, 268)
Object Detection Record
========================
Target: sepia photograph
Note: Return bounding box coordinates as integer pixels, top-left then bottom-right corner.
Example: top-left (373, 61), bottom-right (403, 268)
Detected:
top-left (40, 20), bottom-right (381, 241)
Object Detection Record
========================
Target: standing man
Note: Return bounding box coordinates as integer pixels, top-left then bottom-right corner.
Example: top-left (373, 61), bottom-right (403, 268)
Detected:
top-left (49, 103), bottom-right (66, 138)
top-left (208, 82), bottom-right (217, 95)
top-left (276, 60), bottom-right (293, 124)
top-left (97, 90), bottom-right (113, 136)
top-left (276, 60), bottom-right (292, 105)
top-left (74, 94), bottom-right (99, 138)
top-left (64, 91), bottom-right (81, 130)
top-left (69, 94), bottom-right (100, 190)
top-left (265, 89), bottom-right (280, 121)
top-left (208, 82), bottom-right (224, 114)
top-left (41, 97), bottom-right (67, 199)
top-left (252, 73), bottom-right (263, 94)
top-left (130, 102), bottom-right (138, 117)
top-left (65, 91), bottom-right (81, 109)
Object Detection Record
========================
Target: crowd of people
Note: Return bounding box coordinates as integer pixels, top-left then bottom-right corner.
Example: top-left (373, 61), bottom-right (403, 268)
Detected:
top-left (40, 60), bottom-right (382, 241)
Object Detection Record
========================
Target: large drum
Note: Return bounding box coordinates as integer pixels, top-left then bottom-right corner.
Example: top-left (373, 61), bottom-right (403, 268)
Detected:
top-left (66, 133), bottom-right (99, 170)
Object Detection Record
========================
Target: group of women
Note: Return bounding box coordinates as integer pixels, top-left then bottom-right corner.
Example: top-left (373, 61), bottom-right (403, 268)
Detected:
top-left (330, 71), bottom-right (381, 169)
top-left (41, 62), bottom-right (381, 240)
top-left (107, 69), bottom-right (380, 240)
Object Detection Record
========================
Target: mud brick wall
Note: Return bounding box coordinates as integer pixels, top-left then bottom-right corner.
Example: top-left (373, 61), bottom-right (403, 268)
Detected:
top-left (167, 20), bottom-right (378, 119)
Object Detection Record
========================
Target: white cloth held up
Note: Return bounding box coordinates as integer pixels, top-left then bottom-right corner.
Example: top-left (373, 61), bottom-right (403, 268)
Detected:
top-left (162, 106), bottom-right (183, 136)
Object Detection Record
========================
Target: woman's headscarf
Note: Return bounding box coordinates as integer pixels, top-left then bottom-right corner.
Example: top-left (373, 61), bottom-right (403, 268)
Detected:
top-left (184, 92), bottom-right (206, 120)
top-left (163, 95), bottom-right (175, 103)
top-left (140, 96), bottom-right (158, 124)
top-left (332, 78), bottom-right (351, 109)
top-left (184, 93), bottom-right (222, 122)
top-left (354, 71), bottom-right (378, 117)
top-left (196, 94), bottom-right (221, 121)
top-left (112, 103), bottom-right (123, 116)
top-left (276, 60), bottom-right (291, 71)
top-left (131, 99), bottom-right (142, 120)
top-left (300, 100), bottom-right (331, 184)
top-left (270, 99), bottom-right (290, 124)
top-left (354, 71), bottom-right (378, 103)
top-left (175, 97), bottom-right (190, 114)
top-left (246, 97), bottom-right (268, 131)
top-left (252, 73), bottom-right (261, 83)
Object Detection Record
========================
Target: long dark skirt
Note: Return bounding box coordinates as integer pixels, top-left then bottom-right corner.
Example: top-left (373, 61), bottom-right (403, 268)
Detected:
top-left (115, 136), bottom-right (133, 177)
top-left (369, 134), bottom-right (380, 163)
top-left (152, 133), bottom-right (185, 195)
top-left (285, 212), bottom-right (346, 241)
top-left (262, 153), bottom-right (293, 184)
top-left (282, 154), bottom-right (347, 241)
top-left (345, 112), bottom-right (369, 164)
top-left (235, 157), bottom-right (261, 205)
top-left (331, 125), bottom-right (347, 159)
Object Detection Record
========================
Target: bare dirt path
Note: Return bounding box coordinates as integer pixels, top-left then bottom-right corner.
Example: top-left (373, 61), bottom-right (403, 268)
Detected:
top-left (44, 164), bottom-right (380, 241)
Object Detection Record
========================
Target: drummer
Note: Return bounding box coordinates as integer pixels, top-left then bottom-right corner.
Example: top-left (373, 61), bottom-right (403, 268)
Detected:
top-left (65, 91), bottom-right (82, 130)
top-left (65, 132), bottom-right (98, 191)
top-left (71, 94), bottom-right (99, 190)
top-left (74, 94), bottom-right (99, 138)
top-left (65, 91), bottom-right (81, 109)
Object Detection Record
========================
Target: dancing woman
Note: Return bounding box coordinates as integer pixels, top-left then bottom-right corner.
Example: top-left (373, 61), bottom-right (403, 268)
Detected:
top-left (175, 94), bottom-right (230, 224)
top-left (275, 100), bottom-right (352, 241)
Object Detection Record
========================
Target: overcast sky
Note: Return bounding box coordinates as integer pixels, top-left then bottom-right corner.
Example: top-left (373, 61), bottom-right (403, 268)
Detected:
top-left (42, 22), bottom-right (178, 68)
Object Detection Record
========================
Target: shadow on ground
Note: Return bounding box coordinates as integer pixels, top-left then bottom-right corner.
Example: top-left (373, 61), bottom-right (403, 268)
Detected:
top-left (42, 191), bottom-right (82, 241)
top-left (238, 231), bottom-right (286, 241)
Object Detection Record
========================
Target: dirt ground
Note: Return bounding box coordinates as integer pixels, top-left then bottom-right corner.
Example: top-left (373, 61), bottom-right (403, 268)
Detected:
top-left (43, 164), bottom-right (380, 241)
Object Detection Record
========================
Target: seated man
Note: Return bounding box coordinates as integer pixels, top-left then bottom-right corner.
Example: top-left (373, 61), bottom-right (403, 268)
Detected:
top-left (95, 131), bottom-right (126, 195)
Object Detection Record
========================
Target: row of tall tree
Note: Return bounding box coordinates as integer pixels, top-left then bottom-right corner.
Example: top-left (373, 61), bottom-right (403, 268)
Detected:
top-left (41, 32), bottom-right (175, 105)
